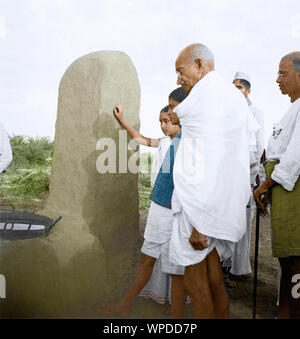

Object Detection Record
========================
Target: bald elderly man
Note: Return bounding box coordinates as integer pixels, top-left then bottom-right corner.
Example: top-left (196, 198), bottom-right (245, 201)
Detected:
top-left (254, 51), bottom-right (300, 319)
top-left (168, 44), bottom-right (252, 318)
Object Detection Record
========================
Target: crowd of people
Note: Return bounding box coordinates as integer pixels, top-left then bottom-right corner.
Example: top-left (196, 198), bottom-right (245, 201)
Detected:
top-left (94, 44), bottom-right (300, 319)
top-left (1, 43), bottom-right (300, 319)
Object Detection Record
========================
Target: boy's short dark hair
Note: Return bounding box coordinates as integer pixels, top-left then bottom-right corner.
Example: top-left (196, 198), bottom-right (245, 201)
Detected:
top-left (160, 105), bottom-right (169, 113)
top-left (169, 87), bottom-right (188, 103)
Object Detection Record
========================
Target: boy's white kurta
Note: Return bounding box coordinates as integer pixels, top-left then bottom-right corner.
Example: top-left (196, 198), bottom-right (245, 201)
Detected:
top-left (169, 71), bottom-right (251, 266)
top-left (151, 136), bottom-right (171, 187)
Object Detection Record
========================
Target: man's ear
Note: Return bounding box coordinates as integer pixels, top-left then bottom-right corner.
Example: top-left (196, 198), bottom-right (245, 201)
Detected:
top-left (194, 58), bottom-right (204, 71)
top-left (247, 88), bottom-right (252, 96)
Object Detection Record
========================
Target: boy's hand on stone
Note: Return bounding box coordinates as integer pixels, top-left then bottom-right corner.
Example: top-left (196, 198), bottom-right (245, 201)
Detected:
top-left (113, 105), bottom-right (123, 121)
top-left (189, 228), bottom-right (209, 250)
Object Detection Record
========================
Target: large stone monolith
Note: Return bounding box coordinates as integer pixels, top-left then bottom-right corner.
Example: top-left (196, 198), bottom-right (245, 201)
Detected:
top-left (0, 51), bottom-right (140, 318)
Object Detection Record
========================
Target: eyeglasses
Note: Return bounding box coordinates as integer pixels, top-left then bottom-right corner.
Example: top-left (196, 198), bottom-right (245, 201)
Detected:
top-left (176, 60), bottom-right (196, 76)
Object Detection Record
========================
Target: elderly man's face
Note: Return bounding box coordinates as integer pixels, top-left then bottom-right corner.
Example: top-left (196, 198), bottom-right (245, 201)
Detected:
top-left (175, 53), bottom-right (202, 94)
top-left (277, 59), bottom-right (300, 97)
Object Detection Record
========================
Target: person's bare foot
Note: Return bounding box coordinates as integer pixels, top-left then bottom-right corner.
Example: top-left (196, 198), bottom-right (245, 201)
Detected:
top-left (224, 275), bottom-right (237, 288)
top-left (162, 304), bottom-right (171, 315)
top-left (93, 303), bottom-right (130, 317)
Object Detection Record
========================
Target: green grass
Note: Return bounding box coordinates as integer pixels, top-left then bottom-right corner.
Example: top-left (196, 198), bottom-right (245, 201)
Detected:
top-left (139, 172), bottom-right (152, 210)
top-left (139, 152), bottom-right (153, 174)
top-left (0, 136), bottom-right (53, 203)
top-left (138, 152), bottom-right (154, 210)
top-left (0, 166), bottom-right (50, 201)
top-left (0, 137), bottom-right (153, 210)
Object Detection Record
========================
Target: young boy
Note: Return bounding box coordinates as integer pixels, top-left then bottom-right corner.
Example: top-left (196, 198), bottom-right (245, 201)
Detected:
top-left (95, 87), bottom-right (188, 318)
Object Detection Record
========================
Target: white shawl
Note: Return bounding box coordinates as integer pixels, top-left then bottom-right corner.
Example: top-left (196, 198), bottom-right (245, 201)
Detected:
top-left (247, 107), bottom-right (261, 186)
top-left (172, 71), bottom-right (251, 243)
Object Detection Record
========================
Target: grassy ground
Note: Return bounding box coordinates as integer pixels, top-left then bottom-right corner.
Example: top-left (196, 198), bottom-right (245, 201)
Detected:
top-left (138, 152), bottom-right (153, 210)
top-left (0, 136), bottom-right (52, 203)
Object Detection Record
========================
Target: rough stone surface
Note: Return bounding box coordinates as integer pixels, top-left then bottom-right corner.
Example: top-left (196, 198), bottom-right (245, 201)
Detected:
top-left (0, 51), bottom-right (140, 318)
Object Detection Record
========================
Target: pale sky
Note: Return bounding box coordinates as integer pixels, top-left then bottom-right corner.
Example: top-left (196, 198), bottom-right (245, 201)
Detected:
top-left (1, 0), bottom-right (300, 150)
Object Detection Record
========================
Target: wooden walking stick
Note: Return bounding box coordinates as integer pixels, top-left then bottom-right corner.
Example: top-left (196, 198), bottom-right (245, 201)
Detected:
top-left (253, 206), bottom-right (260, 319)
top-left (253, 150), bottom-right (267, 319)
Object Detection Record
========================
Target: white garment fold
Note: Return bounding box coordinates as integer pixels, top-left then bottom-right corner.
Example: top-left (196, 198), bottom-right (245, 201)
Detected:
top-left (170, 198), bottom-right (235, 266)
top-left (246, 107), bottom-right (261, 186)
top-left (249, 104), bottom-right (264, 160)
top-left (0, 123), bottom-right (13, 174)
top-left (150, 136), bottom-right (171, 187)
top-left (267, 98), bottom-right (300, 191)
top-left (144, 201), bottom-right (174, 244)
top-left (169, 71), bottom-right (252, 266)
top-left (249, 104), bottom-right (265, 184)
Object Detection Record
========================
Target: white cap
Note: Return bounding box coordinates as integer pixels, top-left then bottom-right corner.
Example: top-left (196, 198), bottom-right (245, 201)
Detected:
top-left (233, 71), bottom-right (251, 85)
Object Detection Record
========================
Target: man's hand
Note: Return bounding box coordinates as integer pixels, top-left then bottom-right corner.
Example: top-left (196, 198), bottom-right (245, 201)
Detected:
top-left (168, 111), bottom-right (180, 125)
top-left (113, 105), bottom-right (124, 121)
top-left (189, 228), bottom-right (210, 250)
top-left (253, 174), bottom-right (260, 191)
top-left (253, 177), bottom-right (276, 216)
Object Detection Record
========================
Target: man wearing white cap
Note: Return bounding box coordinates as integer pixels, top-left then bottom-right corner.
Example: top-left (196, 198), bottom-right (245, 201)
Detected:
top-left (233, 72), bottom-right (265, 166)
top-left (0, 122), bottom-right (12, 175)
top-left (222, 72), bottom-right (265, 284)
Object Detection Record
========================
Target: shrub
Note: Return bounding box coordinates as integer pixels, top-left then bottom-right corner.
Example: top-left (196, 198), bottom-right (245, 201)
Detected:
top-left (0, 166), bottom-right (50, 201)
top-left (9, 135), bottom-right (53, 169)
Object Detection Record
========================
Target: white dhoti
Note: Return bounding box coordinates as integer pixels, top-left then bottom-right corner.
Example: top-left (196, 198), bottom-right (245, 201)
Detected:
top-left (170, 205), bottom-right (235, 267)
top-left (142, 201), bottom-right (185, 275)
top-left (139, 257), bottom-right (171, 304)
top-left (223, 201), bottom-right (254, 275)
top-left (229, 204), bottom-right (253, 275)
